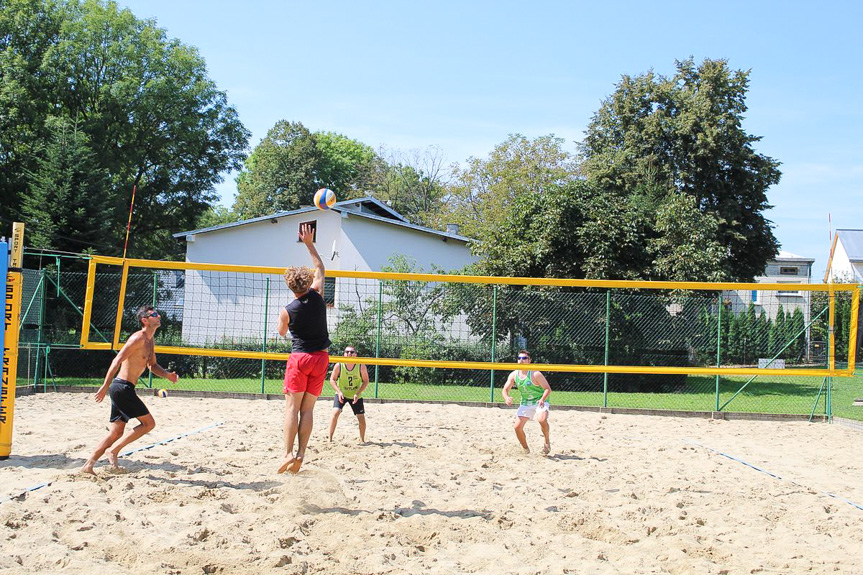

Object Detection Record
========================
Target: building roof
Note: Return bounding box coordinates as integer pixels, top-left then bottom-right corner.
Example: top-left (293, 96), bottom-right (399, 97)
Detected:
top-left (836, 229), bottom-right (863, 262)
top-left (774, 250), bottom-right (815, 263)
top-left (173, 197), bottom-right (473, 243)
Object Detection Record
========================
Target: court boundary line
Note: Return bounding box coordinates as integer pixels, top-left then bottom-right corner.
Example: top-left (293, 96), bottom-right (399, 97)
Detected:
top-left (684, 439), bottom-right (863, 511)
top-left (0, 421), bottom-right (224, 505)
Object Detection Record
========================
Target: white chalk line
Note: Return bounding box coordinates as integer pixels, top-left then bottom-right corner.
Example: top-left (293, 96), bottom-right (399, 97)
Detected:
top-left (0, 421), bottom-right (225, 504)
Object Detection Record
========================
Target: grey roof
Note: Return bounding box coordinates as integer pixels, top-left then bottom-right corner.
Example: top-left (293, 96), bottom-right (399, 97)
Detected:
top-left (774, 250), bottom-right (815, 263)
top-left (837, 229), bottom-right (863, 262)
top-left (173, 197), bottom-right (473, 243)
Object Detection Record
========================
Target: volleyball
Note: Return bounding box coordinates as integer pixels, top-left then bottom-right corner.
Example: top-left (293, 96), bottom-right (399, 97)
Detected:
top-left (157, 388), bottom-right (168, 398)
top-left (314, 188), bottom-right (336, 210)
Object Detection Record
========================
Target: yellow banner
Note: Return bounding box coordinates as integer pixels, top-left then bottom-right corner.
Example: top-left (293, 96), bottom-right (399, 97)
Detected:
top-left (1, 222), bottom-right (23, 459)
top-left (1, 270), bottom-right (23, 458)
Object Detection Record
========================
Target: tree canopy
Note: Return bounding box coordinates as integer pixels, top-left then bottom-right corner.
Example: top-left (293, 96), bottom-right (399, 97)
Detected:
top-left (469, 58), bottom-right (780, 282)
top-left (233, 122), bottom-right (382, 219)
top-left (438, 134), bottom-right (580, 241)
top-left (1, 14), bottom-right (782, 286)
top-left (0, 0), bottom-right (249, 258)
top-left (580, 57), bottom-right (781, 280)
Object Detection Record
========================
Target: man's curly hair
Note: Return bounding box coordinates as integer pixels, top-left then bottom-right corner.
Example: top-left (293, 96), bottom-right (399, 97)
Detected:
top-left (284, 266), bottom-right (314, 294)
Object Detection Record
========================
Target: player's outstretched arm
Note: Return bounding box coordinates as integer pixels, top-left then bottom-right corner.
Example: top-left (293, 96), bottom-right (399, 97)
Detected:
top-left (298, 223), bottom-right (325, 293)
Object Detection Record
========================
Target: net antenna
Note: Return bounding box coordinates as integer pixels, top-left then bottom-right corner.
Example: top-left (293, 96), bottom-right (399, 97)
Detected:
top-left (122, 184), bottom-right (137, 259)
top-left (823, 212), bottom-right (837, 283)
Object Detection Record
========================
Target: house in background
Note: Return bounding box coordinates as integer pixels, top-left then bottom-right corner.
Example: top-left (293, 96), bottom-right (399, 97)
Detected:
top-left (723, 251), bottom-right (815, 320)
top-left (721, 251), bottom-right (815, 364)
top-left (171, 197), bottom-right (477, 346)
top-left (825, 229), bottom-right (863, 283)
top-left (174, 196), bottom-right (475, 272)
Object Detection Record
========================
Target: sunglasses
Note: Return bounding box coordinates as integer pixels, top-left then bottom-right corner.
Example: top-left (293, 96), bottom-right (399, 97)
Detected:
top-left (517, 355), bottom-right (530, 360)
top-left (145, 311), bottom-right (160, 318)
top-left (345, 350), bottom-right (357, 354)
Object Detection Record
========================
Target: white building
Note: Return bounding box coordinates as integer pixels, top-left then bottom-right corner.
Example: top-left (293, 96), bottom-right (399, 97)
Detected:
top-left (171, 198), bottom-right (477, 346)
top-left (723, 251), bottom-right (814, 320)
top-left (825, 229), bottom-right (863, 283)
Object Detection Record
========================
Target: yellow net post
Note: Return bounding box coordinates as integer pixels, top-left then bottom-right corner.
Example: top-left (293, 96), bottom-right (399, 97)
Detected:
top-left (1, 222), bottom-right (25, 459)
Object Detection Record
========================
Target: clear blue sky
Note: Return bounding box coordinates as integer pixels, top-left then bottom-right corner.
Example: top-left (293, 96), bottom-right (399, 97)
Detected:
top-left (119, 0), bottom-right (862, 281)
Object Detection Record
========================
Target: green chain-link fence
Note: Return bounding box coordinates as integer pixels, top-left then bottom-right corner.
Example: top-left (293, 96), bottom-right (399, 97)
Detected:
top-left (14, 260), bottom-right (863, 421)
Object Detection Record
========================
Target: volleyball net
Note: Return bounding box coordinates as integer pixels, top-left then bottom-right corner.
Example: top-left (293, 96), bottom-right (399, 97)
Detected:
top-left (67, 256), bottom-right (860, 413)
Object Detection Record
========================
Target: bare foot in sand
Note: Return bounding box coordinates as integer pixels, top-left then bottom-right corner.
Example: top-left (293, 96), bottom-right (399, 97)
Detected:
top-left (522, 447), bottom-right (530, 455)
top-left (288, 455), bottom-right (303, 474)
top-left (277, 456), bottom-right (296, 474)
top-left (106, 451), bottom-right (121, 469)
top-left (80, 463), bottom-right (97, 476)
top-left (542, 442), bottom-right (551, 455)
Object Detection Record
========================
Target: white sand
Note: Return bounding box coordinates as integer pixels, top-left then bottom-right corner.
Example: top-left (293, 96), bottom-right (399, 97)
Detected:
top-left (2, 392), bottom-right (863, 574)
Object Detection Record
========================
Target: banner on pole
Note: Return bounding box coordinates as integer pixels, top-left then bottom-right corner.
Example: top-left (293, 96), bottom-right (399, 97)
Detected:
top-left (1, 223), bottom-right (24, 459)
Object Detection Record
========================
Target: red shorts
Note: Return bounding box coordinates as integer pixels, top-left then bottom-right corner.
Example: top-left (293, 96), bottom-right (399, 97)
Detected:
top-left (283, 351), bottom-right (330, 396)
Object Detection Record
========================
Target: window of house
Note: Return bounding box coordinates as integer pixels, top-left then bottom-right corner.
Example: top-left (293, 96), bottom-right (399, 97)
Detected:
top-left (779, 266), bottom-right (799, 276)
top-left (323, 277), bottom-right (335, 306)
top-left (777, 281), bottom-right (802, 296)
top-left (297, 220), bottom-right (317, 242)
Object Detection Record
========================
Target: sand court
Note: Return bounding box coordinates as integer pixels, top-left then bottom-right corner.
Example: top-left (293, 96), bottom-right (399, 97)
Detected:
top-left (2, 392), bottom-right (863, 574)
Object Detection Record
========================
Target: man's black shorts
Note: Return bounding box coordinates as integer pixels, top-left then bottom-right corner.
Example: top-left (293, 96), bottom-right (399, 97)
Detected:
top-left (333, 395), bottom-right (365, 415)
top-left (109, 378), bottom-right (150, 423)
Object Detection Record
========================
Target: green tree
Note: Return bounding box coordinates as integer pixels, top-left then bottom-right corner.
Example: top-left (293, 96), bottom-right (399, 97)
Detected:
top-left (648, 191), bottom-right (726, 282)
top-left (315, 131), bottom-right (379, 198)
top-left (234, 123), bottom-right (385, 219)
top-left (0, 0), bottom-right (249, 258)
top-left (22, 116), bottom-right (110, 252)
top-left (195, 205), bottom-right (238, 230)
top-left (234, 121), bottom-right (318, 218)
top-left (0, 0), bottom-right (66, 226)
top-left (440, 134), bottom-right (579, 241)
top-left (581, 57), bottom-right (781, 280)
top-left (374, 146), bottom-right (448, 227)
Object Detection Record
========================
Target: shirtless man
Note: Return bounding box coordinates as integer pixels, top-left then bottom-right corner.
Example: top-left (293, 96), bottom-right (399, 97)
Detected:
top-left (80, 305), bottom-right (178, 475)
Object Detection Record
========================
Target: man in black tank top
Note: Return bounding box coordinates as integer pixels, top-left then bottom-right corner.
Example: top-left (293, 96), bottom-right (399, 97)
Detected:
top-left (276, 223), bottom-right (331, 474)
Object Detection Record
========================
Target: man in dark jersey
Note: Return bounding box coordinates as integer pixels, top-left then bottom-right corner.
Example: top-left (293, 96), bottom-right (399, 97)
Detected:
top-left (277, 223), bottom-right (331, 474)
top-left (80, 305), bottom-right (178, 475)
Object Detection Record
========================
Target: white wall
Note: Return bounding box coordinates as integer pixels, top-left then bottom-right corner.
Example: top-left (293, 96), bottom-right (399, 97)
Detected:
top-left (179, 210), bottom-right (478, 347)
top-left (829, 241), bottom-right (863, 282)
top-left (185, 210), bottom-right (344, 268)
top-left (342, 214), bottom-right (476, 272)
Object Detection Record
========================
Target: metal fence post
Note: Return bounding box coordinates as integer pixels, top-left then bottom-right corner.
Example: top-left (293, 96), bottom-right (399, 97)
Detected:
top-left (603, 290), bottom-right (611, 408)
top-left (261, 277), bottom-right (270, 394)
top-left (147, 270), bottom-right (157, 388)
top-left (715, 299), bottom-right (722, 411)
top-left (489, 285), bottom-right (498, 403)
top-left (374, 279), bottom-right (382, 398)
top-left (34, 269), bottom-right (46, 391)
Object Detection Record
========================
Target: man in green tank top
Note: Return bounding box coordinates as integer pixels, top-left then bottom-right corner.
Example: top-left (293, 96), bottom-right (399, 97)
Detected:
top-left (328, 346), bottom-right (370, 442)
top-left (502, 349), bottom-right (551, 455)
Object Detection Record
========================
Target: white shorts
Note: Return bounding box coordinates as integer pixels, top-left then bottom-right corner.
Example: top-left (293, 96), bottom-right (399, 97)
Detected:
top-left (516, 402), bottom-right (549, 420)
